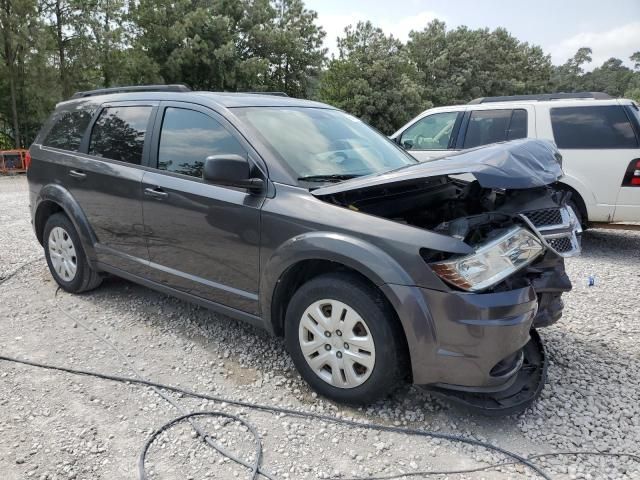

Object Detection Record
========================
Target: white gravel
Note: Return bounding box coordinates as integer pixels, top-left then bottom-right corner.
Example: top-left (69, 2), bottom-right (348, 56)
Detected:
top-left (1, 175), bottom-right (639, 480)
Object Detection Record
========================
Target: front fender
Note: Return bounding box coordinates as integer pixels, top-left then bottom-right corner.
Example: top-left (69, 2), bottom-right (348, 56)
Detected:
top-left (35, 184), bottom-right (98, 267)
top-left (260, 231), bottom-right (415, 325)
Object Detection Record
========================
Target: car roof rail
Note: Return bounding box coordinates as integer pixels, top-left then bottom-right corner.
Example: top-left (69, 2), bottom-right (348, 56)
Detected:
top-left (71, 84), bottom-right (192, 99)
top-left (467, 92), bottom-right (613, 104)
top-left (243, 91), bottom-right (289, 97)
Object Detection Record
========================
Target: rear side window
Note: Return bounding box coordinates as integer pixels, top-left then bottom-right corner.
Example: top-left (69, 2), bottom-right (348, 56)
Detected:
top-left (463, 109), bottom-right (527, 148)
top-left (43, 108), bottom-right (95, 151)
top-left (551, 106), bottom-right (638, 149)
top-left (88, 106), bottom-right (153, 164)
top-left (157, 107), bottom-right (245, 178)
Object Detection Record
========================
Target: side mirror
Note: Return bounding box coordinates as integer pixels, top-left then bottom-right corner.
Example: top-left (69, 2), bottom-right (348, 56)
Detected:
top-left (202, 155), bottom-right (264, 192)
top-left (401, 139), bottom-right (414, 149)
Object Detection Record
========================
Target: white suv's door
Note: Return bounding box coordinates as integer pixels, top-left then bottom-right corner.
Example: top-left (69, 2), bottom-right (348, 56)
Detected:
top-left (392, 110), bottom-right (464, 161)
top-left (614, 104), bottom-right (640, 222)
top-left (544, 103), bottom-right (640, 223)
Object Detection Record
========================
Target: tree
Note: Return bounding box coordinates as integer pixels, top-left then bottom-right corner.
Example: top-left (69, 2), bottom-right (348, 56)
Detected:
top-left (0, 0), bottom-right (38, 147)
top-left (551, 47), bottom-right (592, 92)
top-left (407, 20), bottom-right (552, 106)
top-left (318, 21), bottom-right (428, 134)
top-left (240, 0), bottom-right (326, 97)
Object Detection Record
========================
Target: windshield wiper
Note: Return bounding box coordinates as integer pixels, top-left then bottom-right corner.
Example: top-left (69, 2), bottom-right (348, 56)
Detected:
top-left (297, 174), bottom-right (363, 183)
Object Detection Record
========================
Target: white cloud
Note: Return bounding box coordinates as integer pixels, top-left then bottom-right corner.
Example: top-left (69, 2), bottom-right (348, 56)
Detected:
top-left (550, 22), bottom-right (640, 70)
top-left (315, 10), bottom-right (444, 57)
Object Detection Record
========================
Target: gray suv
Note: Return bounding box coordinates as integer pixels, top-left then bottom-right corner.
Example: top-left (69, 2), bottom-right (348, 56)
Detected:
top-left (27, 85), bottom-right (580, 414)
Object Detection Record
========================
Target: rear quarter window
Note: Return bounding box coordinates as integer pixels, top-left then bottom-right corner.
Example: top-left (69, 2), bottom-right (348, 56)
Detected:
top-left (42, 106), bottom-right (96, 151)
top-left (550, 105), bottom-right (638, 149)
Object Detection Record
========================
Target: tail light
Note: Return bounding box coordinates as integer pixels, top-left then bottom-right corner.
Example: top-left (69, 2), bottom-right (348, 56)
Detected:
top-left (24, 150), bottom-right (32, 170)
top-left (622, 159), bottom-right (640, 187)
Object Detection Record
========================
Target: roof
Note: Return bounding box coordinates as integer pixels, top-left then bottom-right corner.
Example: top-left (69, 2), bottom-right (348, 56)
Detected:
top-left (468, 92), bottom-right (612, 104)
top-left (58, 90), bottom-right (330, 110)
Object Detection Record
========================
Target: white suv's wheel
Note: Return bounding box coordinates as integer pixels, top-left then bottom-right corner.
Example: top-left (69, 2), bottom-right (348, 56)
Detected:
top-left (286, 272), bottom-right (407, 404)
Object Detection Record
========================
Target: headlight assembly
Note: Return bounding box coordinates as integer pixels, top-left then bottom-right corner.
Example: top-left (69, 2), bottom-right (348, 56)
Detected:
top-left (430, 227), bottom-right (544, 292)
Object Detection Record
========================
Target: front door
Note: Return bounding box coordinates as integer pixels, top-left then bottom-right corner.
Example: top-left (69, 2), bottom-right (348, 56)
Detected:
top-left (397, 111), bottom-right (464, 162)
top-left (141, 103), bottom-right (264, 314)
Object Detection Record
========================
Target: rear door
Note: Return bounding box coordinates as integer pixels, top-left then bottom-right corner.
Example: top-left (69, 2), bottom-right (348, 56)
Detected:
top-left (40, 101), bottom-right (155, 275)
top-left (544, 104), bottom-right (640, 222)
top-left (395, 110), bottom-right (464, 161)
top-left (141, 102), bottom-right (264, 314)
top-left (614, 103), bottom-right (640, 222)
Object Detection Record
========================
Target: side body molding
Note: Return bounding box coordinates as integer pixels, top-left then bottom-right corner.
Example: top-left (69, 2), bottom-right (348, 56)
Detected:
top-left (34, 184), bottom-right (99, 267)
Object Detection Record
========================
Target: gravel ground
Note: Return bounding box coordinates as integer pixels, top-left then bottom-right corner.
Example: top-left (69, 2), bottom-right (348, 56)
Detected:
top-left (1, 175), bottom-right (639, 480)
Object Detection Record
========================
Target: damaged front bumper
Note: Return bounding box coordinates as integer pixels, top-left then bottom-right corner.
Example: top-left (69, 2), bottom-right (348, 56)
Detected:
top-left (382, 236), bottom-right (573, 415)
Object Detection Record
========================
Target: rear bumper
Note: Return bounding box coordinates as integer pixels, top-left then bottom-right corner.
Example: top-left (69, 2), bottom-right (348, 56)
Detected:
top-left (382, 266), bottom-right (568, 391)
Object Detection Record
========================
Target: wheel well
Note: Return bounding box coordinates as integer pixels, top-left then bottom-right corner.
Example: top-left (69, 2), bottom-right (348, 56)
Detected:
top-left (34, 201), bottom-right (64, 245)
top-left (556, 183), bottom-right (588, 225)
top-left (270, 260), bottom-right (401, 337)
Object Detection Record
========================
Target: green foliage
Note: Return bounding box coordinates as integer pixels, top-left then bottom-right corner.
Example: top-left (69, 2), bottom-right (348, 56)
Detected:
top-left (407, 20), bottom-right (553, 106)
top-left (318, 22), bottom-right (429, 134)
top-left (2, 1), bottom-right (640, 147)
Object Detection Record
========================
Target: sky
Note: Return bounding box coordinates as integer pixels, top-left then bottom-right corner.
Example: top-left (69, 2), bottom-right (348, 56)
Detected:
top-left (305, 0), bottom-right (640, 70)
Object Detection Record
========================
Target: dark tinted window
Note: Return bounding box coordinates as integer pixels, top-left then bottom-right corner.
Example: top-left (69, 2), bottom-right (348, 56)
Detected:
top-left (88, 106), bottom-right (152, 164)
top-left (464, 109), bottom-right (527, 148)
top-left (43, 108), bottom-right (95, 151)
top-left (551, 106), bottom-right (638, 149)
top-left (157, 108), bottom-right (245, 178)
top-left (507, 109), bottom-right (527, 140)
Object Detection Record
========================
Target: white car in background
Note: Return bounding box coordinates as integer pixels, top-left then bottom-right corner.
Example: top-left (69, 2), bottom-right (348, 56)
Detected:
top-left (390, 93), bottom-right (640, 226)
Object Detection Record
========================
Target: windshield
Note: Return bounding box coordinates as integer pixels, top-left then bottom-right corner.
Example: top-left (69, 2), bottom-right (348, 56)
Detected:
top-left (233, 107), bottom-right (416, 182)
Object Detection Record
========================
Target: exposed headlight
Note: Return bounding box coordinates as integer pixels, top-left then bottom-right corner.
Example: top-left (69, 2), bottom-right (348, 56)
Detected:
top-left (430, 227), bottom-right (544, 292)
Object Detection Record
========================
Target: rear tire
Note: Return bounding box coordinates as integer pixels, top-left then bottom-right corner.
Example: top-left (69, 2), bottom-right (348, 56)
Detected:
top-left (285, 272), bottom-right (407, 405)
top-left (43, 213), bottom-right (102, 293)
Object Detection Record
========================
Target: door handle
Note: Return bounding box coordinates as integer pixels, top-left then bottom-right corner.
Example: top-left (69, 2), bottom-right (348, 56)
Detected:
top-left (144, 187), bottom-right (169, 200)
top-left (69, 169), bottom-right (87, 179)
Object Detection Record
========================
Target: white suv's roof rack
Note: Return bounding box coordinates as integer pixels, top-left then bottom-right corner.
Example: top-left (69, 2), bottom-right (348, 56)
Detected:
top-left (468, 92), bottom-right (612, 104)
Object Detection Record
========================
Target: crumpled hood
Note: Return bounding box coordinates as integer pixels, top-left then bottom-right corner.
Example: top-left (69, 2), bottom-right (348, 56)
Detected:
top-left (312, 139), bottom-right (563, 196)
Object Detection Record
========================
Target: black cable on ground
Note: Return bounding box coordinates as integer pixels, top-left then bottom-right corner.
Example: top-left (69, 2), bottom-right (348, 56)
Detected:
top-left (1, 261), bottom-right (638, 479)
top-left (0, 352), bottom-right (554, 479)
top-left (340, 451), bottom-right (640, 480)
top-left (0, 256), bottom-right (44, 285)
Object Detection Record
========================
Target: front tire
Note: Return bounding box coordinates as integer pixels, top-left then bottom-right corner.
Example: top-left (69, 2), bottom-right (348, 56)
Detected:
top-left (285, 273), bottom-right (407, 405)
top-left (43, 213), bottom-right (102, 293)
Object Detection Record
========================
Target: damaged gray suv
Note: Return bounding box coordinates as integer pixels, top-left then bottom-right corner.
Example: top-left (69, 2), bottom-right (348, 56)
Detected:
top-left (28, 85), bottom-right (580, 414)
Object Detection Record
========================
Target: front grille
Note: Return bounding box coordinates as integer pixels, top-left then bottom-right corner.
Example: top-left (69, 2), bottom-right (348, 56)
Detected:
top-left (521, 206), bottom-right (581, 258)
top-left (548, 237), bottom-right (573, 253)
top-left (524, 208), bottom-right (563, 227)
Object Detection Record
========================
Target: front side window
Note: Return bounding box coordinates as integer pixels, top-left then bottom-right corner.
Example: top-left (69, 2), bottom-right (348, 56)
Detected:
top-left (551, 106), bottom-right (638, 149)
top-left (234, 107), bottom-right (416, 181)
top-left (157, 108), bottom-right (246, 178)
top-left (88, 106), bottom-right (152, 164)
top-left (400, 112), bottom-right (459, 150)
top-left (43, 107), bottom-right (96, 151)
top-left (464, 109), bottom-right (527, 149)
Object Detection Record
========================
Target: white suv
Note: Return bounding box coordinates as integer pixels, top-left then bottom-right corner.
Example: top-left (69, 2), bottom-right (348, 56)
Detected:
top-left (390, 93), bottom-right (640, 225)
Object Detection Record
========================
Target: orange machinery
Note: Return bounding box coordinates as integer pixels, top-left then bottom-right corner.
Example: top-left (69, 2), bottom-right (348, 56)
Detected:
top-left (0, 149), bottom-right (30, 174)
